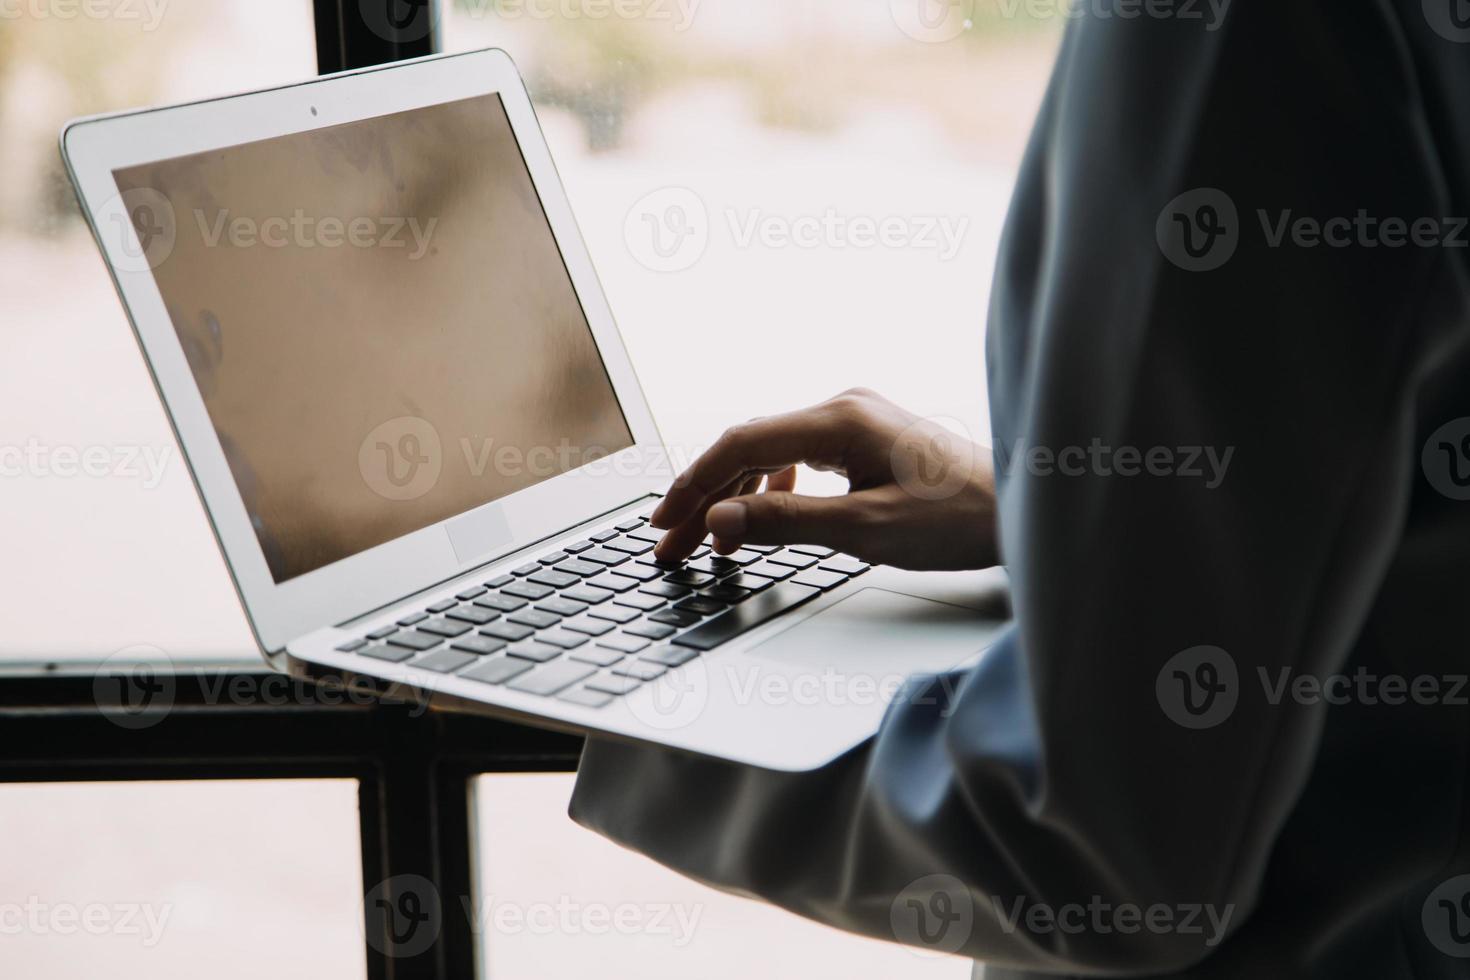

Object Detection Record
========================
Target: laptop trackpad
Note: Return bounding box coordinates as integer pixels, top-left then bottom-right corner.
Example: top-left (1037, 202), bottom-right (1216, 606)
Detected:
top-left (746, 587), bottom-right (993, 675)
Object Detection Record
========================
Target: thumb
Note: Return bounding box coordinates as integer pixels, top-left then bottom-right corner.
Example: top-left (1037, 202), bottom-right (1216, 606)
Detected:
top-left (706, 491), bottom-right (873, 555)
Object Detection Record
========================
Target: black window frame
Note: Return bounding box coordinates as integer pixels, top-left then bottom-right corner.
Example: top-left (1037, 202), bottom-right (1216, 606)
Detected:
top-left (3, 8), bottom-right (584, 978)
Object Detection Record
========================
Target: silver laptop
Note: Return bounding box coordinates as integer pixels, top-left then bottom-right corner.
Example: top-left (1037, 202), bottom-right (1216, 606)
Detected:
top-left (61, 48), bottom-right (1006, 771)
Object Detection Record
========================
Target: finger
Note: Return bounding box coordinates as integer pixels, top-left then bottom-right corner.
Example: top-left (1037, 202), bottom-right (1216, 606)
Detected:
top-left (766, 466), bottom-right (797, 494)
top-left (651, 408), bottom-right (846, 530)
top-left (705, 489), bottom-right (878, 556)
top-left (654, 474), bottom-right (741, 562)
top-left (711, 475), bottom-right (762, 554)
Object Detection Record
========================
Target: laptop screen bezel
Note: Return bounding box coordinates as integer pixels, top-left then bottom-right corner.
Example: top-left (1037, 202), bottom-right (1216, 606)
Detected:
top-left (62, 49), bottom-right (668, 655)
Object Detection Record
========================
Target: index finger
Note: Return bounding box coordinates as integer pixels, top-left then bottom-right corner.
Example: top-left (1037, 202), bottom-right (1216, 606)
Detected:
top-left (650, 406), bottom-right (844, 530)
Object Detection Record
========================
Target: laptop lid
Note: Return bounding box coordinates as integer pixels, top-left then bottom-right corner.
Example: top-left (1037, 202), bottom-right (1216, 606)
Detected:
top-left (61, 49), bottom-right (667, 655)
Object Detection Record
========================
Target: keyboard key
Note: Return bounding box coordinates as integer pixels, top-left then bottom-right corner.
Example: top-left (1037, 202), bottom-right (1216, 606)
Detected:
top-left (506, 641), bottom-right (563, 663)
top-left (509, 609), bottom-right (562, 629)
top-left (687, 556), bottom-right (739, 577)
top-left (741, 544), bottom-right (780, 554)
top-left (455, 586), bottom-right (487, 601)
top-left (538, 629), bottom-right (590, 649)
top-left (538, 551), bottom-right (569, 565)
top-left (671, 582), bottom-right (821, 651)
top-left (502, 581), bottom-right (554, 601)
top-left (563, 539), bottom-right (596, 553)
top-left (641, 645), bottom-right (701, 668)
top-left (367, 625), bottom-right (399, 640)
top-left (615, 517), bottom-right (645, 531)
top-left (589, 529), bottom-right (620, 542)
top-left (608, 563), bottom-right (660, 582)
top-left (598, 633), bottom-right (650, 654)
top-left (626, 526), bottom-right (662, 543)
top-left (359, 643), bottom-right (414, 663)
top-left (571, 647), bottom-right (625, 667)
top-left (581, 548), bottom-right (628, 566)
top-left (587, 573), bottom-right (637, 593)
top-left (335, 638), bottom-right (368, 652)
top-left (482, 621), bottom-right (535, 642)
top-left (446, 606), bottom-right (498, 625)
top-left (484, 574), bottom-right (515, 588)
top-left (649, 608), bottom-right (700, 628)
top-left (722, 573), bottom-right (773, 593)
top-left (586, 673), bottom-right (642, 695)
top-left (606, 538), bottom-right (653, 555)
top-left (766, 551), bottom-right (817, 570)
top-left (625, 620), bottom-right (676, 640)
top-left (664, 569), bottom-right (716, 588)
top-left (793, 570), bottom-right (848, 591)
top-left (427, 599), bottom-right (458, 613)
top-left (561, 587), bottom-right (611, 606)
top-left (419, 618), bottom-right (473, 638)
top-left (822, 557), bottom-right (870, 575)
top-left (789, 544), bottom-right (836, 558)
top-left (511, 562), bottom-right (541, 576)
top-left (559, 685), bottom-right (616, 708)
top-left (540, 597), bottom-right (591, 617)
top-left (701, 584), bottom-right (753, 604)
top-left (562, 617), bottom-right (615, 637)
top-left (640, 581), bottom-right (690, 600)
top-left (528, 569), bottom-right (579, 589)
top-left (745, 561), bottom-right (794, 581)
top-left (613, 660), bottom-right (668, 681)
top-left (474, 593), bottom-right (524, 613)
top-left (451, 635), bottom-right (508, 656)
top-left (557, 559), bottom-right (604, 577)
top-left (674, 596), bottom-right (727, 616)
top-left (588, 604), bottom-right (639, 624)
top-left (414, 649), bottom-right (478, 673)
top-left (508, 661), bottom-right (598, 696)
top-left (397, 612), bottom-right (429, 626)
top-left (727, 549), bottom-right (764, 565)
top-left (614, 592), bottom-right (665, 612)
top-left (387, 631), bottom-right (444, 652)
top-left (462, 655), bottom-right (534, 686)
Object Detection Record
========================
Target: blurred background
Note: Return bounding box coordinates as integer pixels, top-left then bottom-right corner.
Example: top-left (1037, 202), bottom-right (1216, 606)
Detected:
top-left (0, 1), bottom-right (1060, 976)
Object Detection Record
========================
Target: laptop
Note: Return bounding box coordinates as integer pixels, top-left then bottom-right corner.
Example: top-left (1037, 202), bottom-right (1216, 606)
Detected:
top-left (61, 48), bottom-right (1008, 771)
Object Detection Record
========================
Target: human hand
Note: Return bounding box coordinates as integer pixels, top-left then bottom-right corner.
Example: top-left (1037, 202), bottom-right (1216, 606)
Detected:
top-left (651, 388), bottom-right (999, 570)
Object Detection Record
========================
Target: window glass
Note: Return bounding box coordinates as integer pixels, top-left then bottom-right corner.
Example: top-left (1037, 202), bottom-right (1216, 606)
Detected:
top-left (0, 779), bottom-right (365, 979)
top-left (0, 1), bottom-right (314, 663)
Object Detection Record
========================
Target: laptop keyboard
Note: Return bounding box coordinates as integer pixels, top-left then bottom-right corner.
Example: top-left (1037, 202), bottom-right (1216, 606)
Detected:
top-left (332, 512), bottom-right (871, 708)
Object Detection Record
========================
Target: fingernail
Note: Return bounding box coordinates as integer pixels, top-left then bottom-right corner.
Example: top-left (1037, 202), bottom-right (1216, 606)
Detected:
top-left (706, 501), bottom-right (747, 538)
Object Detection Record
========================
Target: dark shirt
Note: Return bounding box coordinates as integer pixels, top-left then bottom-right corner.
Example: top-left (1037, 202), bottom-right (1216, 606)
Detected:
top-left (571, 3), bottom-right (1470, 975)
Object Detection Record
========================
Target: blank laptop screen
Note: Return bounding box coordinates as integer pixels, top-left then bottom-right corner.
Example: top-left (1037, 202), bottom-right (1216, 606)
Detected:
top-left (112, 93), bottom-right (634, 583)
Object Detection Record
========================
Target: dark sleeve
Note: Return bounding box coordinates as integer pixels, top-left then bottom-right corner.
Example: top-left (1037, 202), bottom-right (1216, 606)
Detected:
top-left (570, 3), bottom-right (1464, 972)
